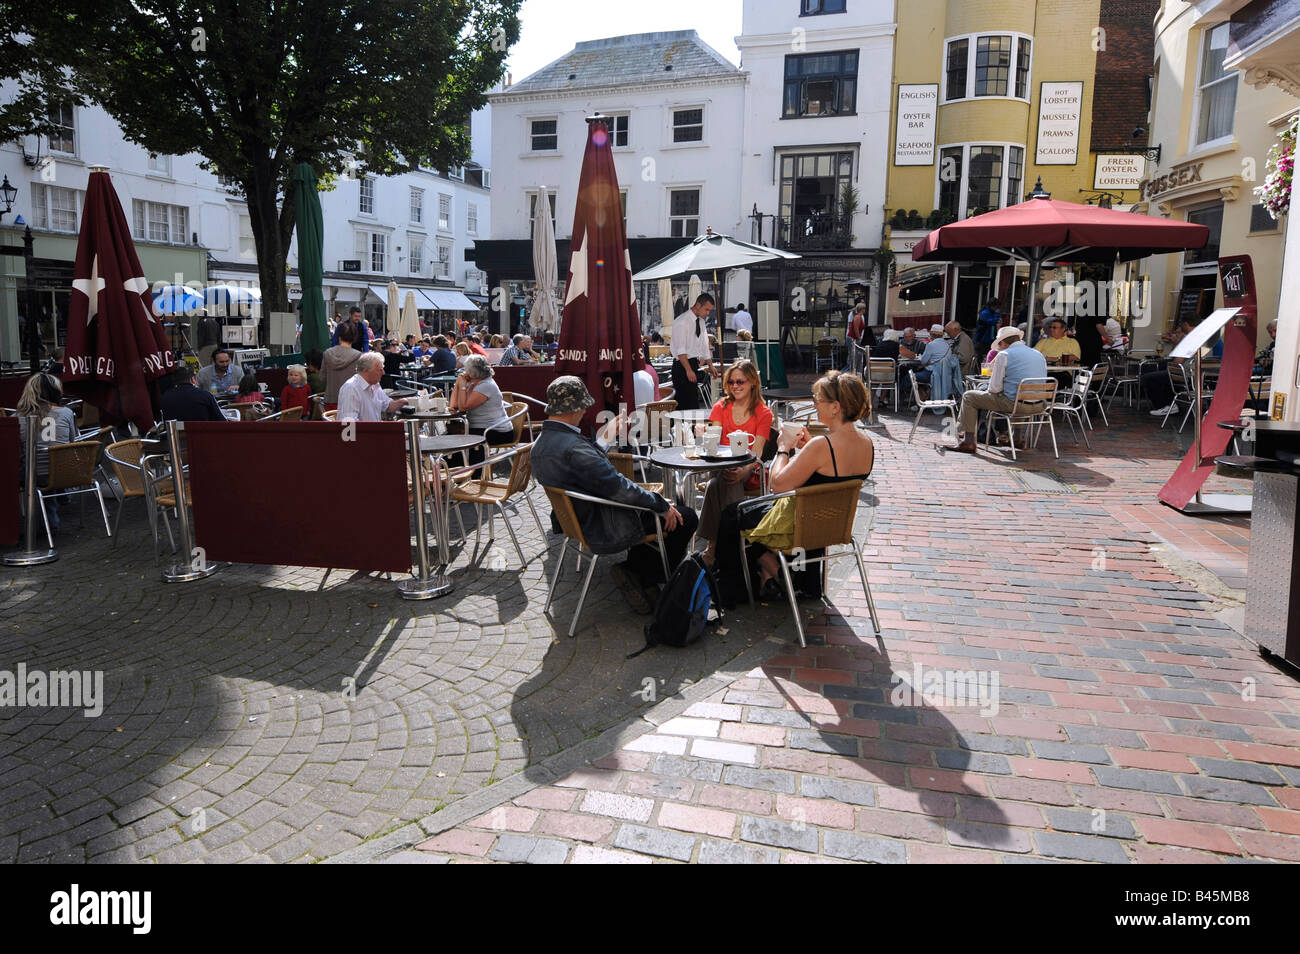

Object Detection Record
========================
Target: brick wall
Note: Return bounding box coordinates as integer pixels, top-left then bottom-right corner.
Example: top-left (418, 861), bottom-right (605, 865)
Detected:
top-left (1090, 0), bottom-right (1161, 152)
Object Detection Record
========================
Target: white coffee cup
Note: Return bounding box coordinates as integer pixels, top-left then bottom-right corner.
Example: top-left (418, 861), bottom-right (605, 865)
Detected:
top-left (701, 426), bottom-right (722, 455)
top-left (780, 420), bottom-right (803, 445)
top-left (729, 430), bottom-right (753, 454)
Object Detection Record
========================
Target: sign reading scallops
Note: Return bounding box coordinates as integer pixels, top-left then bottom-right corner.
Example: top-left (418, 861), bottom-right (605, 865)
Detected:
top-left (1095, 154), bottom-right (1145, 190)
top-left (894, 84), bottom-right (938, 166)
top-left (1036, 81), bottom-right (1083, 165)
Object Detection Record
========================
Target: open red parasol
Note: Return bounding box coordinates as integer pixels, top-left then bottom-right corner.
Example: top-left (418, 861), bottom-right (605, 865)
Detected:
top-left (554, 117), bottom-right (645, 425)
top-left (62, 166), bottom-right (175, 431)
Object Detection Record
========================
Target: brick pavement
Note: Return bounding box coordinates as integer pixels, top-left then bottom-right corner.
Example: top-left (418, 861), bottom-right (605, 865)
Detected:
top-left (362, 401), bottom-right (1299, 864)
top-left (3, 395), bottom-right (1294, 864)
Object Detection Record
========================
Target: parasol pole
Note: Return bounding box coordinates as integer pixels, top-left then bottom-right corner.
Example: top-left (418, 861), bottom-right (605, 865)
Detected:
top-left (1026, 252), bottom-right (1042, 346)
top-left (4, 416), bottom-right (58, 565)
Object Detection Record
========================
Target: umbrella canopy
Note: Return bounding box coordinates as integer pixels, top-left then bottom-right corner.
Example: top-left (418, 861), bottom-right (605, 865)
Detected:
top-left (63, 166), bottom-right (175, 431)
top-left (632, 229), bottom-right (800, 281)
top-left (400, 291), bottom-right (420, 341)
top-left (204, 284), bottom-right (261, 318)
top-left (912, 190), bottom-right (1210, 341)
top-left (658, 278), bottom-right (673, 330)
top-left (554, 118), bottom-right (646, 422)
top-left (688, 274), bottom-right (703, 308)
top-left (151, 284), bottom-right (203, 316)
top-left (530, 184), bottom-right (561, 333)
top-left (293, 162), bottom-right (329, 354)
top-left (386, 280), bottom-right (400, 338)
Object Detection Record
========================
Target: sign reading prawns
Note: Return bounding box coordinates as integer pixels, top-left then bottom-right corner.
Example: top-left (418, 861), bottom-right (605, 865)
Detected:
top-left (62, 167), bottom-right (175, 433)
top-left (553, 117), bottom-right (647, 431)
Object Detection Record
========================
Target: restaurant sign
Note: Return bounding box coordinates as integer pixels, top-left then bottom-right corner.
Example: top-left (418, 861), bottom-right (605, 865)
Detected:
top-left (1094, 155), bottom-right (1145, 190)
top-left (894, 84), bottom-right (938, 166)
top-left (1139, 162), bottom-right (1204, 201)
top-left (1035, 82), bottom-right (1083, 165)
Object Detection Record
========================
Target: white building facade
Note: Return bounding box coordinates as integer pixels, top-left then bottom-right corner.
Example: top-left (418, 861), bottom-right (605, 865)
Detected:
top-left (0, 92), bottom-right (491, 361)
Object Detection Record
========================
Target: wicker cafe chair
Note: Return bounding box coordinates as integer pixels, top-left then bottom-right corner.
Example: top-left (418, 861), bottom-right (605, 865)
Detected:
top-left (499, 391), bottom-right (547, 441)
top-left (542, 486), bottom-right (670, 639)
top-left (140, 453), bottom-right (190, 561)
top-left (868, 358), bottom-right (898, 412)
top-left (736, 479), bottom-right (878, 648)
top-left (609, 451), bottom-right (663, 496)
top-left (450, 444), bottom-right (544, 566)
top-left (36, 440), bottom-right (112, 547)
top-left (907, 369), bottom-right (959, 444)
top-left (105, 439), bottom-right (149, 546)
top-left (983, 377), bottom-right (1059, 460)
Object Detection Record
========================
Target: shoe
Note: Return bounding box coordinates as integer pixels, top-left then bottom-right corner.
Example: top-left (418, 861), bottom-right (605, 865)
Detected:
top-left (759, 576), bottom-right (783, 602)
top-left (952, 440), bottom-right (977, 454)
top-left (610, 562), bottom-right (653, 615)
top-left (1149, 405), bottom-right (1174, 416)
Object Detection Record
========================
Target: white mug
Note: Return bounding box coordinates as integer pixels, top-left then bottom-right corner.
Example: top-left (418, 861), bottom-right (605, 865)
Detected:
top-left (701, 427), bottom-right (722, 455)
top-left (780, 420), bottom-right (803, 446)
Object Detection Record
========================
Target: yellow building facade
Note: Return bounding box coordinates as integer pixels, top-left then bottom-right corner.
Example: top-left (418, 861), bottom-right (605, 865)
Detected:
top-left (883, 0), bottom-right (1153, 329)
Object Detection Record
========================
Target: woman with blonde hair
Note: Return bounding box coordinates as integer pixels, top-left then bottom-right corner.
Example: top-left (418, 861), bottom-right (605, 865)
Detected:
top-left (713, 371), bottom-right (874, 605)
top-left (16, 373), bottom-right (76, 531)
top-left (453, 340), bottom-right (472, 367)
top-left (697, 359), bottom-right (773, 564)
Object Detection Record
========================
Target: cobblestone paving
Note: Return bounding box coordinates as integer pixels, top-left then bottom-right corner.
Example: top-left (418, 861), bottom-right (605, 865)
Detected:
top-left (377, 405), bottom-right (1300, 864)
top-left (0, 485), bottom-right (784, 863)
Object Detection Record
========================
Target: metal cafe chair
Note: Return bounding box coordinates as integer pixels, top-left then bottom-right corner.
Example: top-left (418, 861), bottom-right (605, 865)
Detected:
top-left (983, 377), bottom-right (1059, 460)
top-left (906, 369), bottom-right (959, 443)
top-left (736, 479), bottom-right (878, 648)
top-left (450, 444), bottom-right (544, 567)
top-left (105, 439), bottom-right (149, 546)
top-left (541, 486), bottom-right (669, 638)
top-left (35, 440), bottom-right (113, 547)
top-left (868, 358), bottom-right (899, 412)
top-left (1050, 368), bottom-right (1094, 449)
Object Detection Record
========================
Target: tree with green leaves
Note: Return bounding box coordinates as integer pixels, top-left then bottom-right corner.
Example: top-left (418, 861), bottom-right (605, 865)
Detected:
top-left (0, 0), bottom-right (520, 315)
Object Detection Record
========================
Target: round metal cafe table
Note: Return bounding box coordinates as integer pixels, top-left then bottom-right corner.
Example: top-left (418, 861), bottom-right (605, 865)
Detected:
top-left (649, 444), bottom-right (756, 502)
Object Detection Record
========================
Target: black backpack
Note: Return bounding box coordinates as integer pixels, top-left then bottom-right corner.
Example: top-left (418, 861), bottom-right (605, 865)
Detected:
top-left (627, 554), bottom-right (723, 658)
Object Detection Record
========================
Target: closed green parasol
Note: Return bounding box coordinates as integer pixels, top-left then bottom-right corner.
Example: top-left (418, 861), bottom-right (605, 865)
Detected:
top-left (293, 163), bottom-right (329, 354)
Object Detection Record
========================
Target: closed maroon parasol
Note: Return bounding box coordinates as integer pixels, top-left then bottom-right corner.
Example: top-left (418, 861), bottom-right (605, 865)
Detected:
top-left (62, 166), bottom-right (175, 432)
top-left (554, 117), bottom-right (646, 426)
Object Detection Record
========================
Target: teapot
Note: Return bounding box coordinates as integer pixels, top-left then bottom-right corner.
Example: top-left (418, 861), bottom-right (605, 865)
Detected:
top-left (728, 430), bottom-right (754, 454)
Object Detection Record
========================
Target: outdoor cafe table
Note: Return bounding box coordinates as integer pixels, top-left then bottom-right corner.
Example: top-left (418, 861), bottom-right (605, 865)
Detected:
top-left (762, 387), bottom-right (813, 421)
top-left (413, 432), bottom-right (484, 590)
top-left (649, 444), bottom-right (756, 505)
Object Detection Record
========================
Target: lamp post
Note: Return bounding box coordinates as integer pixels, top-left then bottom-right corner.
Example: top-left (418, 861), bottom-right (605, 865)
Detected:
top-left (0, 176), bottom-right (40, 373)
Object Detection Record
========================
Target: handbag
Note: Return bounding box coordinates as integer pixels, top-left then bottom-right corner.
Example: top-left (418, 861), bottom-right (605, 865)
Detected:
top-left (741, 496), bottom-right (797, 551)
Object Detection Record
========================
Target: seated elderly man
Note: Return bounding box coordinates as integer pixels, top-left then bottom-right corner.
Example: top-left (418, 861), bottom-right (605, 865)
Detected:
top-left (899, 327), bottom-right (923, 360)
top-left (161, 365), bottom-right (227, 422)
top-left (337, 352), bottom-right (407, 422)
top-left (499, 333), bottom-right (540, 366)
top-left (953, 325), bottom-right (1048, 453)
top-left (531, 375), bottom-right (698, 613)
top-left (1035, 318), bottom-right (1082, 391)
top-left (195, 349), bottom-right (244, 396)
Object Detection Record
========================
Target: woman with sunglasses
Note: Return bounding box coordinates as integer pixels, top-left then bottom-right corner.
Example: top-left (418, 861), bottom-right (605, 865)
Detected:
top-left (697, 359), bottom-right (773, 564)
top-left (713, 371), bottom-right (874, 606)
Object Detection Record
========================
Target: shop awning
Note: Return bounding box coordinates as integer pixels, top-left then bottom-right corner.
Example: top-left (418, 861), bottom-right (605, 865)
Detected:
top-left (893, 264), bottom-right (947, 288)
top-left (423, 288), bottom-right (479, 311)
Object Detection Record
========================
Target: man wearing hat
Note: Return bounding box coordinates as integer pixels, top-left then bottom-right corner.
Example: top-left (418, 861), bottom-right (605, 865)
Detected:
top-left (916, 323), bottom-right (961, 406)
top-left (532, 376), bottom-right (698, 613)
top-left (953, 325), bottom-right (1048, 453)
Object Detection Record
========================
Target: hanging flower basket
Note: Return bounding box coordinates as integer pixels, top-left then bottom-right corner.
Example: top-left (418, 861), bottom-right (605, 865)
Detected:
top-left (1256, 114), bottom-right (1296, 220)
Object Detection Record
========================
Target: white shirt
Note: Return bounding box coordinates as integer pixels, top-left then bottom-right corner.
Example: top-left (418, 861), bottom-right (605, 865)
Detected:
top-left (633, 368), bottom-right (656, 409)
top-left (671, 309), bottom-right (712, 362)
top-left (732, 309), bottom-right (753, 335)
top-left (337, 373), bottom-right (389, 422)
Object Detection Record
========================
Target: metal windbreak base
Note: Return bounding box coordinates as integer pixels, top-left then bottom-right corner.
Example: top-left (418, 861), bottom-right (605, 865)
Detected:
top-left (3, 548), bottom-right (58, 566)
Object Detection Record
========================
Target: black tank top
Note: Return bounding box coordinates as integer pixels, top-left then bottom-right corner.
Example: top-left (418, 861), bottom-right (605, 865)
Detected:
top-left (804, 435), bottom-right (871, 485)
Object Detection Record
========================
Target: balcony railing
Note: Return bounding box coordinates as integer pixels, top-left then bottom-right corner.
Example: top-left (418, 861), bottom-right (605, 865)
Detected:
top-left (774, 213), bottom-right (853, 251)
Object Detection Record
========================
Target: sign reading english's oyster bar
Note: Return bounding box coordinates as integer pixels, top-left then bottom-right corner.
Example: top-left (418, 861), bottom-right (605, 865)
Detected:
top-left (894, 84), bottom-right (938, 166)
top-left (1036, 81), bottom-right (1083, 166)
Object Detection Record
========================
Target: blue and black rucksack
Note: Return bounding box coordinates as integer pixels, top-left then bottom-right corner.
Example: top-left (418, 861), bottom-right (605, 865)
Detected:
top-left (627, 553), bottom-right (723, 658)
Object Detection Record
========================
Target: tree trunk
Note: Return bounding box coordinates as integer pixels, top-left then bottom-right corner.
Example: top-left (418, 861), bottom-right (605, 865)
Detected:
top-left (244, 162), bottom-right (297, 347)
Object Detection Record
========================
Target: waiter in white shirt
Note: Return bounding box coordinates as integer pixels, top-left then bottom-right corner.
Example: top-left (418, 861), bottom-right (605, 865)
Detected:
top-left (337, 352), bottom-right (407, 421)
top-left (670, 293), bottom-right (718, 411)
top-left (731, 302), bottom-right (753, 336)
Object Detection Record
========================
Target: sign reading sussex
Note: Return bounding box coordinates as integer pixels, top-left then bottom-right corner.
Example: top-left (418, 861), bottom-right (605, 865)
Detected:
top-left (894, 84), bottom-right (938, 166)
top-left (1036, 81), bottom-right (1083, 165)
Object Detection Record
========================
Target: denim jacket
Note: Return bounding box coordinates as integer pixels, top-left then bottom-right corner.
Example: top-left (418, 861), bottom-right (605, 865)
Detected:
top-left (531, 420), bottom-right (667, 554)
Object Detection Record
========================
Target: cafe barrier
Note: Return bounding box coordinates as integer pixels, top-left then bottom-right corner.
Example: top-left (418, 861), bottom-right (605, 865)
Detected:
top-left (184, 421), bottom-right (412, 573)
top-left (0, 417), bottom-right (20, 548)
top-left (3, 415), bottom-right (57, 565)
top-left (161, 420), bottom-right (219, 583)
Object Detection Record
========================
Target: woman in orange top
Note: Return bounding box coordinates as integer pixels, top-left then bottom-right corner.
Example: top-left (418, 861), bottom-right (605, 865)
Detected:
top-left (698, 359), bottom-right (773, 564)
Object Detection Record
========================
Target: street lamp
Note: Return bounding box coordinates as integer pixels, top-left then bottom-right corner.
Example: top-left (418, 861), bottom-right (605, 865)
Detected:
top-left (0, 175), bottom-right (16, 220)
top-left (1026, 177), bottom-right (1052, 201)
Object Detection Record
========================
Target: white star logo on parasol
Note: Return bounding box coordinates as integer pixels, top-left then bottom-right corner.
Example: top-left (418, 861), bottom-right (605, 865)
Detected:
top-left (564, 230), bottom-right (588, 306)
top-left (123, 275), bottom-right (156, 321)
top-left (72, 254), bottom-right (105, 326)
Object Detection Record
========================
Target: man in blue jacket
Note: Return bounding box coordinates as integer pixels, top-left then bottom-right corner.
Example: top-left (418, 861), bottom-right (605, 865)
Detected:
top-left (532, 376), bottom-right (697, 613)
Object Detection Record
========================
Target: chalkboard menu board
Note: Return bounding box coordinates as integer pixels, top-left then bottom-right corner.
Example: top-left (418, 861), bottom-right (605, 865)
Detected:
top-left (1177, 288), bottom-right (1208, 325)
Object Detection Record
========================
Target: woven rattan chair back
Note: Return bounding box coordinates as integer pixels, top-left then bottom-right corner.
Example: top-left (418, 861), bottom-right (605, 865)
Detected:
top-left (789, 479), bottom-right (863, 553)
top-left (45, 440), bottom-right (101, 491)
